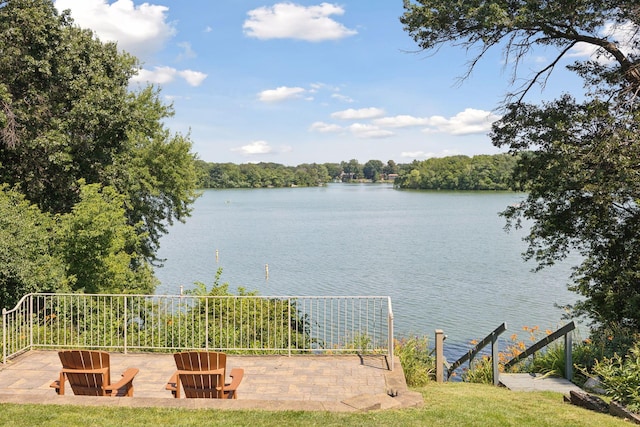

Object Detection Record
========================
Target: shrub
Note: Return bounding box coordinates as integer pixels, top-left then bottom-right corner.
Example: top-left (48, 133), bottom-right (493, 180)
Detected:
top-left (395, 335), bottom-right (435, 387)
top-left (591, 342), bottom-right (640, 412)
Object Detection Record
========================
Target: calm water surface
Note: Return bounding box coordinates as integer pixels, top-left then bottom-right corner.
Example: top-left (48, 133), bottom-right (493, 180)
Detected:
top-left (155, 184), bottom-right (580, 349)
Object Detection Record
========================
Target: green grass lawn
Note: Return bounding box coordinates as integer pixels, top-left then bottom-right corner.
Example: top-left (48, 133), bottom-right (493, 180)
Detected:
top-left (0, 383), bottom-right (630, 427)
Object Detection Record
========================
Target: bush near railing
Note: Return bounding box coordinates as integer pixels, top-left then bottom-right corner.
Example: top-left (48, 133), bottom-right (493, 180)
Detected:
top-left (4, 269), bottom-right (393, 366)
top-left (185, 280), bottom-right (316, 353)
top-left (28, 293), bottom-right (314, 354)
top-left (5, 293), bottom-right (390, 359)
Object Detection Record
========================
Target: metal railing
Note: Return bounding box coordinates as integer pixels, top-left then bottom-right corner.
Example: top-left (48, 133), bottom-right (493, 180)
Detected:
top-left (439, 321), bottom-right (577, 384)
top-left (2, 293), bottom-right (394, 369)
top-left (446, 323), bottom-right (507, 384)
top-left (504, 321), bottom-right (576, 379)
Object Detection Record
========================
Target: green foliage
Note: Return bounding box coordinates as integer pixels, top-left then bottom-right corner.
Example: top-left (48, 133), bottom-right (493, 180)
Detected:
top-left (186, 268), bottom-right (314, 353)
top-left (461, 356), bottom-right (495, 384)
top-left (394, 335), bottom-right (435, 386)
top-left (591, 342), bottom-right (640, 412)
top-left (0, 185), bottom-right (67, 309)
top-left (586, 323), bottom-right (640, 362)
top-left (401, 0), bottom-right (640, 103)
top-left (196, 159), bottom-right (404, 188)
top-left (527, 343), bottom-right (567, 379)
top-left (57, 181), bottom-right (156, 294)
top-left (0, 0), bottom-right (199, 296)
top-left (402, 0), bottom-right (640, 344)
top-left (395, 154), bottom-right (518, 190)
top-left (0, 0), bottom-right (199, 274)
top-left (495, 97), bottom-right (640, 333)
top-left (363, 159), bottom-right (384, 182)
top-left (462, 327), bottom-right (579, 384)
top-left (196, 162), bottom-right (331, 188)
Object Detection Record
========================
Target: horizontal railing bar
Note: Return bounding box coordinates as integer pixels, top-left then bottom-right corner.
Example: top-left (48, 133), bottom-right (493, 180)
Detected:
top-left (504, 321), bottom-right (576, 368)
top-left (447, 322), bottom-right (507, 377)
top-left (2, 293), bottom-right (393, 367)
top-left (24, 293), bottom-right (391, 298)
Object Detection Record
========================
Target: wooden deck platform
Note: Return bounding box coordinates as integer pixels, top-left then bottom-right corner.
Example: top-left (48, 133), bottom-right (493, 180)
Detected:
top-left (499, 373), bottom-right (582, 394)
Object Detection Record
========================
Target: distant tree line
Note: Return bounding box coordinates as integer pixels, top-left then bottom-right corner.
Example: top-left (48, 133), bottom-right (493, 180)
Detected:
top-left (195, 159), bottom-right (401, 188)
top-left (196, 154), bottom-right (518, 190)
top-left (394, 154), bottom-right (519, 190)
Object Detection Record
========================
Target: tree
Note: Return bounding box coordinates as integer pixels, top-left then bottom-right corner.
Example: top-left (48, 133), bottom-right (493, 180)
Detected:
top-left (341, 159), bottom-right (362, 181)
top-left (402, 1), bottom-right (640, 336)
top-left (401, 1), bottom-right (640, 103)
top-left (57, 181), bottom-right (156, 294)
top-left (0, 185), bottom-right (67, 309)
top-left (383, 160), bottom-right (399, 177)
top-left (323, 163), bottom-right (342, 180)
top-left (0, 0), bottom-right (199, 269)
top-left (363, 159), bottom-right (384, 182)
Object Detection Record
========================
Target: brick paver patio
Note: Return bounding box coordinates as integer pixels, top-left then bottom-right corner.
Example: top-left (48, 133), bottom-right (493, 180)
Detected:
top-left (0, 351), bottom-right (423, 411)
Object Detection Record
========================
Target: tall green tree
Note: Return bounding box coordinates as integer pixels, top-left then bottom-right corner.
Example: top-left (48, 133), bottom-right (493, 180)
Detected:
top-left (402, 1), bottom-right (640, 335)
top-left (363, 159), bottom-right (384, 182)
top-left (0, 0), bottom-right (199, 273)
top-left (57, 182), bottom-right (156, 294)
top-left (0, 185), bottom-right (67, 308)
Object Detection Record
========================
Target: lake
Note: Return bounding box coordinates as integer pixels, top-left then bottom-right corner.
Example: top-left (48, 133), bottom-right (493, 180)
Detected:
top-left (154, 184), bottom-right (582, 352)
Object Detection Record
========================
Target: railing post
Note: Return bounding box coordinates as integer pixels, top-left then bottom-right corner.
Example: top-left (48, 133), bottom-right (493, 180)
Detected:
top-left (205, 297), bottom-right (209, 351)
top-left (491, 331), bottom-right (500, 385)
top-left (2, 308), bottom-right (6, 365)
top-left (123, 296), bottom-right (128, 354)
top-left (435, 329), bottom-right (444, 382)
top-left (29, 294), bottom-right (33, 351)
top-left (388, 298), bottom-right (394, 371)
top-left (565, 330), bottom-right (573, 380)
top-left (287, 298), bottom-right (291, 357)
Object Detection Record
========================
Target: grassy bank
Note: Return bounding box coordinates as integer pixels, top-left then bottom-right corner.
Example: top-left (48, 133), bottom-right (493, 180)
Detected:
top-left (0, 382), bottom-right (629, 427)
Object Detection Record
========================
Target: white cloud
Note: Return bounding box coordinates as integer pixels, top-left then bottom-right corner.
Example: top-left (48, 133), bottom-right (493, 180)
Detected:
top-left (243, 2), bottom-right (357, 42)
top-left (309, 121), bottom-right (342, 133)
top-left (176, 42), bottom-right (196, 62)
top-left (131, 66), bottom-right (176, 85)
top-left (131, 66), bottom-right (207, 87)
top-left (259, 86), bottom-right (306, 102)
top-left (232, 140), bottom-right (273, 155)
top-left (331, 93), bottom-right (354, 103)
top-left (331, 107), bottom-right (385, 120)
top-left (401, 151), bottom-right (435, 160)
top-left (54, 0), bottom-right (175, 59)
top-left (422, 108), bottom-right (500, 135)
top-left (373, 115), bottom-right (431, 128)
top-left (178, 70), bottom-right (208, 86)
top-left (349, 123), bottom-right (393, 139)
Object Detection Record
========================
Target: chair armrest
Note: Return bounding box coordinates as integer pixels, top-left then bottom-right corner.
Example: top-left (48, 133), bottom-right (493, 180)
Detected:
top-left (165, 372), bottom-right (178, 392)
top-left (224, 368), bottom-right (244, 399)
top-left (227, 368), bottom-right (244, 389)
top-left (104, 368), bottom-right (139, 396)
top-left (61, 367), bottom-right (109, 375)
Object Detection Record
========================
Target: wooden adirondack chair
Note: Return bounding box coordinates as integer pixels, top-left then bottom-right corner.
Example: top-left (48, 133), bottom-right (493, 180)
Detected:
top-left (165, 351), bottom-right (244, 399)
top-left (50, 350), bottom-right (139, 397)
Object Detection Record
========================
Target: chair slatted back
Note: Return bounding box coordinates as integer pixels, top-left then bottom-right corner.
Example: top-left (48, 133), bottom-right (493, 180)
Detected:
top-left (58, 350), bottom-right (111, 396)
top-left (173, 352), bottom-right (227, 398)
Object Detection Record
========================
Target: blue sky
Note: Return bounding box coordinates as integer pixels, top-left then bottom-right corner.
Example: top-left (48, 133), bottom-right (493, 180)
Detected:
top-left (52, 0), bottom-right (592, 165)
